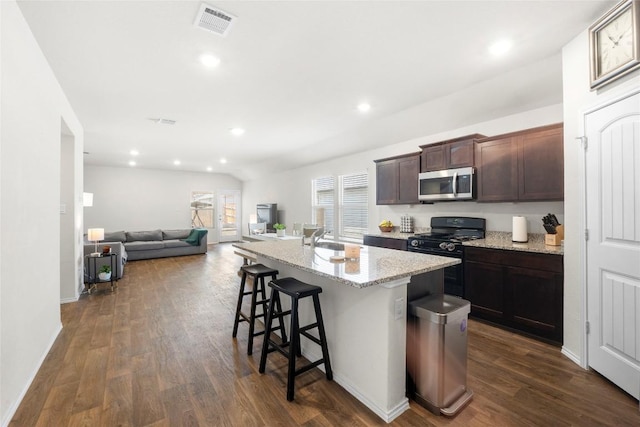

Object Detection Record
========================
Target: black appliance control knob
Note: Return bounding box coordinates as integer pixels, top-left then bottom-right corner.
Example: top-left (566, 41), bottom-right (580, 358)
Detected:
top-left (439, 242), bottom-right (447, 250)
top-left (446, 243), bottom-right (456, 251)
top-left (410, 240), bottom-right (419, 247)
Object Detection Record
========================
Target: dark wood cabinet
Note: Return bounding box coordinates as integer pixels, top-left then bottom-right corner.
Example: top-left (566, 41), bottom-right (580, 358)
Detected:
top-left (363, 235), bottom-right (408, 251)
top-left (464, 246), bottom-right (563, 344)
top-left (476, 123), bottom-right (563, 202)
top-left (374, 152), bottom-right (420, 205)
top-left (518, 125), bottom-right (564, 201)
top-left (375, 160), bottom-right (398, 205)
top-left (465, 260), bottom-right (504, 321)
top-left (419, 134), bottom-right (485, 172)
top-left (474, 136), bottom-right (518, 201)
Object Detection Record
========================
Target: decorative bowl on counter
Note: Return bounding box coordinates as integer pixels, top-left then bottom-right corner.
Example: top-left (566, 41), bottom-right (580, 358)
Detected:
top-left (379, 226), bottom-right (393, 232)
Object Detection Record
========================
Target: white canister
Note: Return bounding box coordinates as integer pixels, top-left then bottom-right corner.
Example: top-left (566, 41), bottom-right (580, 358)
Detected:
top-left (512, 216), bottom-right (528, 242)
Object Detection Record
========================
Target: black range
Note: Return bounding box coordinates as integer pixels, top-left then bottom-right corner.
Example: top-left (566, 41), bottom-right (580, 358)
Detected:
top-left (407, 217), bottom-right (486, 297)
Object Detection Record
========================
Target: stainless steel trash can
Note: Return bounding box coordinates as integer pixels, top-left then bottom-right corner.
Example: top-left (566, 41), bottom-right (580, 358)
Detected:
top-left (407, 294), bottom-right (473, 416)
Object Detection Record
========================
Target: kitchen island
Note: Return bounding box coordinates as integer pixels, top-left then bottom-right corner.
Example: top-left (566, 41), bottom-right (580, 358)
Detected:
top-left (233, 239), bottom-right (459, 422)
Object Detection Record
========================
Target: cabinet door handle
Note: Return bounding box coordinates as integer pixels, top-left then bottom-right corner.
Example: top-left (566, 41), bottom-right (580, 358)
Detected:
top-left (452, 172), bottom-right (458, 196)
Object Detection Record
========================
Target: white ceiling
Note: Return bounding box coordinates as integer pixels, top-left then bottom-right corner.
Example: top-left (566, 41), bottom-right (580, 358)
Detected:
top-left (17, 0), bottom-right (614, 181)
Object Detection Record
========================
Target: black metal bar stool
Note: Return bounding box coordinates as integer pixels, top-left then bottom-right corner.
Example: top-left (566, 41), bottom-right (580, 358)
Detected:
top-left (258, 277), bottom-right (333, 401)
top-left (232, 264), bottom-right (287, 355)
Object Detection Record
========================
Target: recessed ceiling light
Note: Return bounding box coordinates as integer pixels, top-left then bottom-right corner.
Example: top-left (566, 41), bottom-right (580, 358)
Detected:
top-left (130, 149), bottom-right (139, 156)
top-left (489, 39), bottom-right (512, 56)
top-left (230, 128), bottom-right (245, 136)
top-left (206, 166), bottom-right (213, 172)
top-left (357, 103), bottom-right (371, 113)
top-left (128, 160), bottom-right (136, 167)
top-left (200, 53), bottom-right (221, 68)
top-left (220, 158), bottom-right (227, 164)
top-left (173, 160), bottom-right (181, 166)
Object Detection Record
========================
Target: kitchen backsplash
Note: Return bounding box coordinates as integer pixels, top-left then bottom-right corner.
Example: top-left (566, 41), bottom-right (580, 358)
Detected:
top-left (377, 200), bottom-right (564, 234)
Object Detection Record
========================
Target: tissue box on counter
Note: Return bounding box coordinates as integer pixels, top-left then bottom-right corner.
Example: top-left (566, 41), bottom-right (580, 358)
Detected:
top-left (545, 225), bottom-right (564, 246)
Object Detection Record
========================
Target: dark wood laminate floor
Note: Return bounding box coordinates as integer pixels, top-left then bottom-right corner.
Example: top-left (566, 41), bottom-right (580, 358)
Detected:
top-left (10, 243), bottom-right (640, 426)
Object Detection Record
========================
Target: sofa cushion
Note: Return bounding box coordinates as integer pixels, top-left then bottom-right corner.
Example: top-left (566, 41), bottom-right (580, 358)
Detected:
top-left (162, 229), bottom-right (191, 240)
top-left (163, 239), bottom-right (191, 248)
top-left (124, 241), bottom-right (165, 251)
top-left (103, 230), bottom-right (127, 242)
top-left (126, 229), bottom-right (163, 242)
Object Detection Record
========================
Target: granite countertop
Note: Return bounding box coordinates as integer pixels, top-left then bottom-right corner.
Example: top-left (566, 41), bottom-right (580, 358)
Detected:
top-left (364, 227), bottom-right (429, 240)
top-left (365, 229), bottom-right (563, 255)
top-left (232, 239), bottom-right (459, 289)
top-left (462, 231), bottom-right (563, 255)
top-left (242, 233), bottom-right (300, 241)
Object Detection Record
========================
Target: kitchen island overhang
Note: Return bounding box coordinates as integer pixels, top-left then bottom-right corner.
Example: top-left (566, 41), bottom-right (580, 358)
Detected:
top-left (233, 239), bottom-right (459, 423)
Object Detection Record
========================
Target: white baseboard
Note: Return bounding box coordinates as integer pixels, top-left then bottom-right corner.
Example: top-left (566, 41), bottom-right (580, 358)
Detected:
top-left (561, 346), bottom-right (584, 368)
top-left (303, 347), bottom-right (409, 423)
top-left (1, 322), bottom-right (63, 427)
top-left (60, 296), bottom-right (78, 304)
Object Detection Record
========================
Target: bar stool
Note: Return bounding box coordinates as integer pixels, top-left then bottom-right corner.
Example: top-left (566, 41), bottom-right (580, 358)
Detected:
top-left (232, 264), bottom-right (287, 355)
top-left (258, 277), bottom-right (333, 401)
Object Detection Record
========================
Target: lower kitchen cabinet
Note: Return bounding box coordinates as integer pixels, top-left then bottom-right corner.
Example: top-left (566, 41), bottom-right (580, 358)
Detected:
top-left (464, 246), bottom-right (563, 344)
top-left (363, 235), bottom-right (407, 251)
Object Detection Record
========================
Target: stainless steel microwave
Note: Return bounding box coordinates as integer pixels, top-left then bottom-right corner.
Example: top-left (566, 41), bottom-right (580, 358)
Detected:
top-left (418, 167), bottom-right (475, 202)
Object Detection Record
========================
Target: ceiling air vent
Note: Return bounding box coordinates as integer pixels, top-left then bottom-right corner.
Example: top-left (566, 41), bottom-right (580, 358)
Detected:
top-left (193, 3), bottom-right (236, 37)
top-left (149, 118), bottom-right (176, 125)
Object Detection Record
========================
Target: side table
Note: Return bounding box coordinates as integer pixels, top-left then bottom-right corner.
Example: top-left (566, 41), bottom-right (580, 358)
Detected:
top-left (85, 253), bottom-right (118, 294)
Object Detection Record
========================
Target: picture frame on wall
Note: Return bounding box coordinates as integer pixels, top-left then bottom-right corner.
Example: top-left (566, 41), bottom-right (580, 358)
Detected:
top-left (589, 0), bottom-right (640, 90)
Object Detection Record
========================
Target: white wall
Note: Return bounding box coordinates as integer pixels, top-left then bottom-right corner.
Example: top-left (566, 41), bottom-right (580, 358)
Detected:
top-left (1, 1), bottom-right (84, 424)
top-left (243, 104), bottom-right (564, 236)
top-left (84, 165), bottom-right (242, 242)
top-left (60, 131), bottom-right (79, 302)
top-left (561, 30), bottom-right (640, 365)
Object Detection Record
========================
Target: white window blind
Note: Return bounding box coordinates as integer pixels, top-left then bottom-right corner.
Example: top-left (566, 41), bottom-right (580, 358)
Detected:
top-left (312, 176), bottom-right (335, 235)
top-left (340, 173), bottom-right (368, 239)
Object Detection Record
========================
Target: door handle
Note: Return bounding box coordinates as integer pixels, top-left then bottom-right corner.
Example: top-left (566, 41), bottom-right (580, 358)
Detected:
top-left (452, 172), bottom-right (458, 196)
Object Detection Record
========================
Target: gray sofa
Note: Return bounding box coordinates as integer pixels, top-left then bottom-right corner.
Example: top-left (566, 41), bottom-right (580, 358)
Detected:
top-left (103, 228), bottom-right (208, 261)
top-left (83, 228), bottom-right (208, 281)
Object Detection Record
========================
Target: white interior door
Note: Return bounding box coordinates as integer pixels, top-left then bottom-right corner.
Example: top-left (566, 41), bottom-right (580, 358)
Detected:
top-left (585, 90), bottom-right (640, 400)
top-left (218, 190), bottom-right (241, 242)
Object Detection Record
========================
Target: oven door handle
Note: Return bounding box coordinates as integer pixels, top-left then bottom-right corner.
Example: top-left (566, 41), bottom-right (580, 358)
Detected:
top-left (452, 172), bottom-right (458, 197)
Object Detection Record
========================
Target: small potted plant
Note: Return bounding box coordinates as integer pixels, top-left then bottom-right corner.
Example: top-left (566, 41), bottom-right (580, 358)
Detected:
top-left (274, 223), bottom-right (286, 237)
top-left (98, 265), bottom-right (112, 281)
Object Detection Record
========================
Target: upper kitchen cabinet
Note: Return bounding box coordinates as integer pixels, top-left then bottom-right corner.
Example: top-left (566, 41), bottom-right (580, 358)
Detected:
top-left (375, 152), bottom-right (420, 205)
top-left (475, 123), bottom-right (564, 202)
top-left (419, 134), bottom-right (485, 172)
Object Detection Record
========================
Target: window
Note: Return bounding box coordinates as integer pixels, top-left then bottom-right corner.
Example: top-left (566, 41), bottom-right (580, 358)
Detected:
top-left (311, 176), bottom-right (335, 236)
top-left (312, 172), bottom-right (368, 241)
top-left (190, 191), bottom-right (214, 228)
top-left (340, 173), bottom-right (368, 239)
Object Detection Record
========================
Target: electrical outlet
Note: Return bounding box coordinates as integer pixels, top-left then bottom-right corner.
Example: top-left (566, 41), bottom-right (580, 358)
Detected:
top-left (394, 297), bottom-right (405, 320)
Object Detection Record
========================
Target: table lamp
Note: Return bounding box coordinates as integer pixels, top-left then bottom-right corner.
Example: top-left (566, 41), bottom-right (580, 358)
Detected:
top-left (87, 228), bottom-right (104, 257)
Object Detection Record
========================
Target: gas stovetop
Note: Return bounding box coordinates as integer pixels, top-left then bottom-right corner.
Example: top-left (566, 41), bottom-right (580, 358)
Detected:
top-left (412, 232), bottom-right (483, 243)
top-left (408, 217), bottom-right (486, 254)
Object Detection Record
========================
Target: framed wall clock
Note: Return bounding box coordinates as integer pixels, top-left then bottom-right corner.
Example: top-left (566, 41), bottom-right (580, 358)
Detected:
top-left (589, 0), bottom-right (640, 90)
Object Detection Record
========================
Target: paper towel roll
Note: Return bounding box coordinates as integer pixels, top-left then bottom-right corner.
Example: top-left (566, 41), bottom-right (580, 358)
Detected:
top-left (512, 216), bottom-right (528, 242)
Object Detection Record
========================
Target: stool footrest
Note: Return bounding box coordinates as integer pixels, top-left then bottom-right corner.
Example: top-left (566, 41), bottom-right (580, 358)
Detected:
top-left (266, 340), bottom-right (291, 358)
top-left (300, 330), bottom-right (321, 346)
top-left (295, 359), bottom-right (325, 376)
